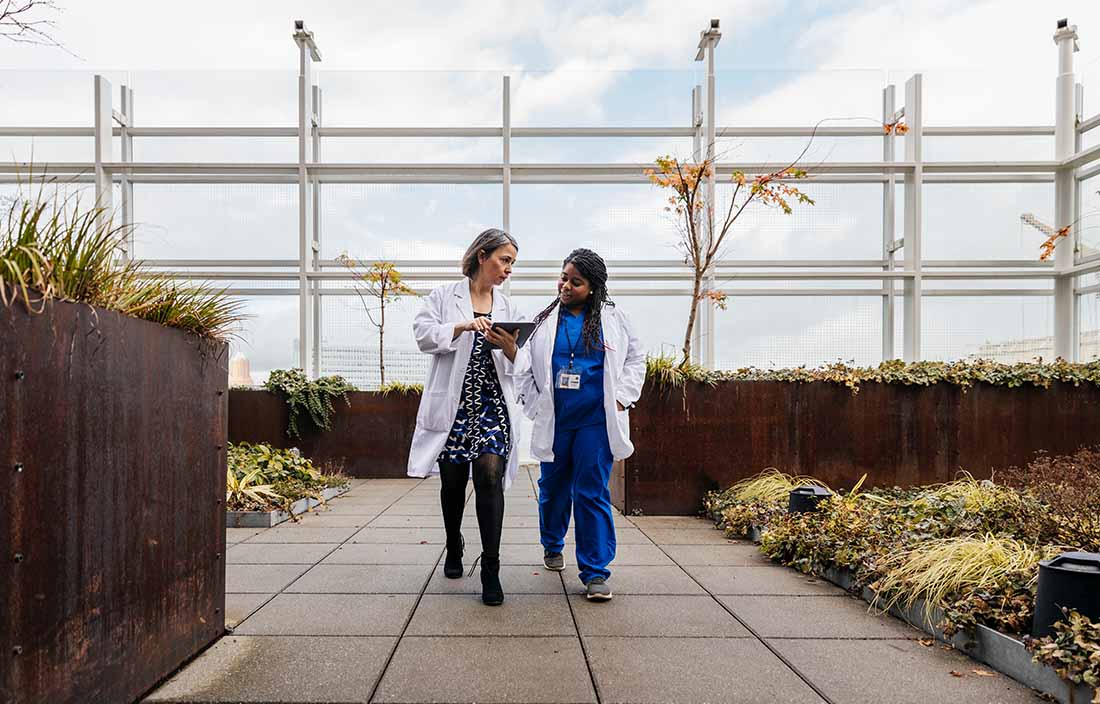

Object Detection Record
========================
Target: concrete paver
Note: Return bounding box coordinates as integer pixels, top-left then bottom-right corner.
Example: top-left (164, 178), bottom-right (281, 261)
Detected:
top-left (143, 471), bottom-right (1042, 704)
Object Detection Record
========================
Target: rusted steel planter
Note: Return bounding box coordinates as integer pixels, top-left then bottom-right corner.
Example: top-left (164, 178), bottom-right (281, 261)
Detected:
top-left (617, 380), bottom-right (1100, 515)
top-left (228, 389), bottom-right (420, 478)
top-left (1, 295), bottom-right (227, 704)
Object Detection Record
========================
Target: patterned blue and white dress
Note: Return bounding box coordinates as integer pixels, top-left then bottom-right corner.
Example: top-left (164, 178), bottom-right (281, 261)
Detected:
top-left (438, 311), bottom-right (512, 464)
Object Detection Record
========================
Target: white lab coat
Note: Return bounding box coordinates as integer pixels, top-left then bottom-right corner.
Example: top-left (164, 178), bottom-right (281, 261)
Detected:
top-left (407, 280), bottom-right (528, 490)
top-left (516, 304), bottom-right (646, 462)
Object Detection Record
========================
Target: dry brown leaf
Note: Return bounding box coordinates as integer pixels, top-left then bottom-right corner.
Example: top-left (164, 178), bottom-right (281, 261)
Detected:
top-left (971, 669), bottom-right (996, 677)
top-left (919, 638), bottom-right (934, 647)
top-left (949, 670), bottom-right (964, 678)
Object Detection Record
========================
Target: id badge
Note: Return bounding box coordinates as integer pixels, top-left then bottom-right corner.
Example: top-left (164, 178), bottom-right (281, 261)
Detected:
top-left (556, 369), bottom-right (581, 390)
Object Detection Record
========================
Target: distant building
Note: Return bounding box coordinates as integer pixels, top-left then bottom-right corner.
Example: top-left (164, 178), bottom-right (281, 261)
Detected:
top-left (969, 328), bottom-right (1100, 363)
top-left (229, 355), bottom-right (255, 387)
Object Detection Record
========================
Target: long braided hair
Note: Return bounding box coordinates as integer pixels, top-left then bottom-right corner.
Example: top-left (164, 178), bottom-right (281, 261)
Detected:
top-left (531, 248), bottom-right (614, 353)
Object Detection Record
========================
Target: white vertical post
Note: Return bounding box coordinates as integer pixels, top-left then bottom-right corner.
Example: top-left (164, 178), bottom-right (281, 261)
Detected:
top-left (694, 20), bottom-right (721, 369)
top-left (1074, 81), bottom-right (1083, 360)
top-left (120, 85), bottom-right (135, 260)
top-left (1054, 20), bottom-right (1079, 361)
top-left (311, 85), bottom-right (323, 376)
top-left (93, 75), bottom-right (113, 232)
top-left (294, 22), bottom-right (321, 376)
top-left (502, 75), bottom-right (512, 296)
top-left (902, 74), bottom-right (923, 362)
top-left (881, 84), bottom-right (897, 360)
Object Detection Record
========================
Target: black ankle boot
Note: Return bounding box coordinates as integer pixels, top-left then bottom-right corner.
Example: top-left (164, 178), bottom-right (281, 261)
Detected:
top-left (443, 534), bottom-right (464, 579)
top-left (480, 555), bottom-right (503, 606)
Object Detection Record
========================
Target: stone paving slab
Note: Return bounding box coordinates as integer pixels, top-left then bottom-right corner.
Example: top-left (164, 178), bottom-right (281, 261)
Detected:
top-left (225, 528), bottom-right (264, 545)
top-left (569, 595), bottom-right (750, 638)
top-left (350, 527), bottom-right (448, 543)
top-left (425, 565), bottom-right (566, 594)
top-left (660, 543), bottom-right (776, 566)
top-left (285, 564), bottom-right (435, 594)
top-left (224, 593), bottom-right (271, 628)
top-left (368, 514), bottom-right (447, 528)
top-left (640, 528), bottom-right (743, 545)
top-left (628, 516), bottom-right (717, 530)
top-left (320, 542), bottom-right (443, 565)
top-left (290, 512), bottom-right (378, 527)
top-left (226, 542), bottom-right (335, 564)
top-left (583, 636), bottom-right (826, 704)
top-left (771, 638), bottom-right (1039, 704)
top-left (586, 565), bottom-right (707, 595)
top-left (719, 595), bottom-right (923, 639)
top-left (379, 503), bottom-right (449, 515)
top-left (685, 566), bottom-right (849, 596)
top-left (606, 543), bottom-right (677, 566)
top-left (144, 635), bottom-right (396, 703)
top-left (225, 564), bottom-right (312, 593)
top-left (244, 525), bottom-right (361, 544)
top-left (374, 636), bottom-right (595, 703)
top-left (406, 594), bottom-right (576, 636)
top-left (232, 593), bottom-right (417, 636)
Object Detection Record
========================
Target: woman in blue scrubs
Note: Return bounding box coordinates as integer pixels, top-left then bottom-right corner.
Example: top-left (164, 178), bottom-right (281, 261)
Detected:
top-left (519, 248), bottom-right (646, 601)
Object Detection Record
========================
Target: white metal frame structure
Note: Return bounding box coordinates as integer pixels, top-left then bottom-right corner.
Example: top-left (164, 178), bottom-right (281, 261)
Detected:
top-left (4, 18), bottom-right (1100, 377)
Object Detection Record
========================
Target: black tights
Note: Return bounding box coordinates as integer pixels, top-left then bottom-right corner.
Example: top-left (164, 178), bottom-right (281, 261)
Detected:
top-left (438, 454), bottom-right (506, 562)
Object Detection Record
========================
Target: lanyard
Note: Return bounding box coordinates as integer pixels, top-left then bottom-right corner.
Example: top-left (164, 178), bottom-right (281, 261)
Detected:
top-left (559, 312), bottom-right (583, 370)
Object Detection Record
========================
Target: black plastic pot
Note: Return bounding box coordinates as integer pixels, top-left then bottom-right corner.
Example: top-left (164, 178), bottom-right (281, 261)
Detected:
top-left (1032, 551), bottom-right (1100, 638)
top-left (788, 485), bottom-right (834, 513)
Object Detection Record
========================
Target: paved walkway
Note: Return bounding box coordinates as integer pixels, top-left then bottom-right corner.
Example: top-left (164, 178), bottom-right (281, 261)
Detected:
top-left (145, 468), bottom-right (1041, 703)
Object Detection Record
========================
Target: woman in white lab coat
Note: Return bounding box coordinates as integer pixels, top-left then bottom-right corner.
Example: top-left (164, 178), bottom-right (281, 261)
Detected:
top-left (516, 248), bottom-right (645, 602)
top-left (408, 228), bottom-right (523, 606)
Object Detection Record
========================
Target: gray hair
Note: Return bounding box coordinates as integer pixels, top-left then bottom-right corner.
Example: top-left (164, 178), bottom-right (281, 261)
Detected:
top-left (461, 228), bottom-right (519, 278)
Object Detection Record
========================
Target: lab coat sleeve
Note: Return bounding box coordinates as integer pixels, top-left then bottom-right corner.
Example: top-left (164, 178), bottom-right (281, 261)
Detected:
top-left (615, 308), bottom-right (646, 408)
top-left (515, 325), bottom-right (542, 420)
top-left (414, 286), bottom-right (460, 355)
top-left (493, 295), bottom-right (529, 379)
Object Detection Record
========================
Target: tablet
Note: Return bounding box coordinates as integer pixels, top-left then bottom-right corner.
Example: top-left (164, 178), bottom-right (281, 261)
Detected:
top-left (487, 321), bottom-right (536, 349)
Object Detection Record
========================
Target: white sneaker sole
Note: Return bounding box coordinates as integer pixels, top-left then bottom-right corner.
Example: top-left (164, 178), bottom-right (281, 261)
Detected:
top-left (585, 591), bottom-right (613, 601)
top-left (543, 561), bottom-right (565, 572)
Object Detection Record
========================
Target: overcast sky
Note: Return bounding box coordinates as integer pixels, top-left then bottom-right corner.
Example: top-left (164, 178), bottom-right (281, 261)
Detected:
top-left (4, 0), bottom-right (1100, 382)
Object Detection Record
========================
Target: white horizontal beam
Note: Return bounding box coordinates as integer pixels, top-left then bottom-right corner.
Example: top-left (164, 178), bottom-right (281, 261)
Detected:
top-left (1062, 142), bottom-right (1100, 171)
top-left (1078, 113), bottom-right (1100, 134)
top-left (1075, 282), bottom-right (1100, 295)
top-left (0, 125), bottom-right (1058, 139)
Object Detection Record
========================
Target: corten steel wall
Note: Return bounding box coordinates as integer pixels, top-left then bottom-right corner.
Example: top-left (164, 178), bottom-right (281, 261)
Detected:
top-left (0, 295), bottom-right (227, 704)
top-left (621, 380), bottom-right (1100, 515)
top-left (228, 389), bottom-right (419, 478)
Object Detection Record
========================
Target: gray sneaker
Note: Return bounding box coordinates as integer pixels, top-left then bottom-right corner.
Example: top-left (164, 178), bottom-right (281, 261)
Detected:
top-left (543, 550), bottom-right (565, 571)
top-left (585, 577), bottom-right (612, 601)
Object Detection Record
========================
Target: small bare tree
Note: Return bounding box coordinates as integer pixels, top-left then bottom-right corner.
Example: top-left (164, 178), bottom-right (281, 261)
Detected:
top-left (335, 254), bottom-right (418, 387)
top-left (1, 1), bottom-right (65, 49)
top-left (646, 154), bottom-right (814, 365)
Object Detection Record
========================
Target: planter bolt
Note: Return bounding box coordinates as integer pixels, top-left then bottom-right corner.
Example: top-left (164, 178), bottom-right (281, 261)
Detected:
top-left (215, 445), bottom-right (223, 451)
top-left (214, 553), bottom-right (221, 560)
top-left (12, 552), bottom-right (23, 563)
top-left (14, 463), bottom-right (23, 473)
top-left (217, 390), bottom-right (224, 396)
top-left (12, 646), bottom-right (22, 656)
top-left (14, 370), bottom-right (25, 380)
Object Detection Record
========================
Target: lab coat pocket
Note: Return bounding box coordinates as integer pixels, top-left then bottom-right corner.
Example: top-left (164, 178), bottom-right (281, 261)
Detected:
top-left (416, 390), bottom-right (454, 432)
top-left (614, 406), bottom-right (630, 439)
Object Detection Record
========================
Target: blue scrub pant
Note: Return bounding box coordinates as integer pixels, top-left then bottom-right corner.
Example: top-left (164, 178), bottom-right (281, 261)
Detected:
top-left (538, 421), bottom-right (616, 584)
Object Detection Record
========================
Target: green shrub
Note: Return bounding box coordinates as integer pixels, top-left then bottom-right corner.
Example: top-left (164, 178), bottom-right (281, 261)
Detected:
top-left (1, 181), bottom-right (242, 341)
top-left (264, 369), bottom-right (356, 438)
top-left (1026, 609), bottom-right (1100, 690)
top-left (226, 442), bottom-right (349, 511)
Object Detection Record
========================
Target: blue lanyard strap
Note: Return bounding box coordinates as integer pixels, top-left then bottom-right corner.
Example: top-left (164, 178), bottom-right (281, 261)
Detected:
top-left (559, 312), bottom-right (582, 368)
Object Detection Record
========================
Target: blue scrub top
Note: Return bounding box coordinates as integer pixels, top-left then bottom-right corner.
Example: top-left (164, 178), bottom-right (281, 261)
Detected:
top-left (552, 307), bottom-right (605, 430)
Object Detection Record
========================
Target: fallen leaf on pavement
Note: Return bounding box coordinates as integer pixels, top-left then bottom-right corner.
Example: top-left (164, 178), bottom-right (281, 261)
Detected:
top-left (919, 638), bottom-right (934, 647)
top-left (972, 669), bottom-right (996, 677)
top-left (949, 670), bottom-right (964, 678)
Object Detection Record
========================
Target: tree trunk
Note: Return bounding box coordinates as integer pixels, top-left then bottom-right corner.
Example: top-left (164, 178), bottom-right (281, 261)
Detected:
top-left (682, 271), bottom-right (704, 365)
top-left (379, 300), bottom-right (386, 387)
